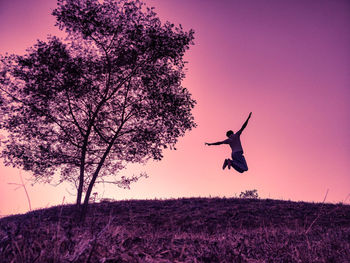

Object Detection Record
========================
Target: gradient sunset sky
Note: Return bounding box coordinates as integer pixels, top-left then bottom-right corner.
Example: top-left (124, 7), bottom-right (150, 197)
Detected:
top-left (1, 0), bottom-right (349, 216)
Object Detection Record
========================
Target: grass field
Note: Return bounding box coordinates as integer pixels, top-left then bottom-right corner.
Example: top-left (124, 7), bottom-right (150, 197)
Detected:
top-left (0, 197), bottom-right (349, 262)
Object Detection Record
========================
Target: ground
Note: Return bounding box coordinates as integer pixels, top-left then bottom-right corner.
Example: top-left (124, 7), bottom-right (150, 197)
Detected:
top-left (1, 197), bottom-right (349, 262)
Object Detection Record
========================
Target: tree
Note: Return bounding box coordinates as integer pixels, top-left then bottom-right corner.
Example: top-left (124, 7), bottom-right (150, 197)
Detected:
top-left (0, 0), bottom-right (196, 218)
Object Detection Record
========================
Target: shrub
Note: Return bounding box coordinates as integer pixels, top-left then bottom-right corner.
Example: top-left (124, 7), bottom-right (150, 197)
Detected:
top-left (239, 189), bottom-right (259, 199)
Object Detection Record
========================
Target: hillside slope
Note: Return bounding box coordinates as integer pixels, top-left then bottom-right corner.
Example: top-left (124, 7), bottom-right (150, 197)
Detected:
top-left (1, 197), bottom-right (349, 262)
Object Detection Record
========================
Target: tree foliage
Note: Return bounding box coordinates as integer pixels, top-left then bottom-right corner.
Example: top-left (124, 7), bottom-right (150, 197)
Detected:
top-left (0, 0), bottom-right (196, 215)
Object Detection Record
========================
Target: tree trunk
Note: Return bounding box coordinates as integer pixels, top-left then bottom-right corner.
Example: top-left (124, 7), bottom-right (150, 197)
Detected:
top-left (80, 131), bottom-right (120, 220)
top-left (79, 85), bottom-right (130, 219)
top-left (76, 147), bottom-right (87, 207)
top-left (76, 118), bottom-right (98, 208)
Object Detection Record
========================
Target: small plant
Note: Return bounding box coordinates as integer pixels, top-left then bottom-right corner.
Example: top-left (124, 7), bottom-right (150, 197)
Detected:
top-left (8, 171), bottom-right (32, 211)
top-left (239, 189), bottom-right (259, 199)
top-left (90, 192), bottom-right (98, 203)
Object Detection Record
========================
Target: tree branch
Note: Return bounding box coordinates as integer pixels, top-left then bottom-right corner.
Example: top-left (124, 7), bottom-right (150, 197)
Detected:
top-left (0, 85), bottom-right (82, 148)
top-left (93, 123), bottom-right (110, 144)
top-left (66, 89), bottom-right (86, 137)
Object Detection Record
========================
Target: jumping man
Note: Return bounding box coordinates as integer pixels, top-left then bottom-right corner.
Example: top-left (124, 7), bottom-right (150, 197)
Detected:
top-left (205, 112), bottom-right (252, 173)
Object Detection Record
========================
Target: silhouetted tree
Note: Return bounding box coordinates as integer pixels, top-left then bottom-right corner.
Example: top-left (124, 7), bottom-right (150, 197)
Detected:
top-left (0, 0), bottom-right (196, 218)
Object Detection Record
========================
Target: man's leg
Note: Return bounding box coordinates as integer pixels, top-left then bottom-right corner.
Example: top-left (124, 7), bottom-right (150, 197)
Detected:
top-left (231, 152), bottom-right (248, 173)
top-left (230, 160), bottom-right (244, 173)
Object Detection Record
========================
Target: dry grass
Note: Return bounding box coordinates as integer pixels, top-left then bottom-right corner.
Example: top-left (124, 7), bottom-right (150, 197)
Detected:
top-left (0, 197), bottom-right (349, 262)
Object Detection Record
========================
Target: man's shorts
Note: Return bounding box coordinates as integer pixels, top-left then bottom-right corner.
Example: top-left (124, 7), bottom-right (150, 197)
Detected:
top-left (231, 151), bottom-right (248, 173)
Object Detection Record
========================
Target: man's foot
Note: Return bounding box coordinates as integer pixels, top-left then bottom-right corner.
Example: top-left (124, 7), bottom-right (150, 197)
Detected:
top-left (227, 160), bottom-right (232, 169)
top-left (222, 159), bottom-right (229, 170)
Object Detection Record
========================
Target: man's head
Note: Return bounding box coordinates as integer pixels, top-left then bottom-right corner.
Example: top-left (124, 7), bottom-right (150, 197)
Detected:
top-left (226, 130), bottom-right (234, 137)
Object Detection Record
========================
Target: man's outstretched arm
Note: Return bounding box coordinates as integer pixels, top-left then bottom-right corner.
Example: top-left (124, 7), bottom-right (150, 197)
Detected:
top-left (237, 112), bottom-right (252, 134)
top-left (205, 141), bottom-right (225, 146)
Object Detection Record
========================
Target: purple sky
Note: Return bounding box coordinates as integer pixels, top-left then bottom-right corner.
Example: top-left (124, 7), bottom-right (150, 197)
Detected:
top-left (1, 0), bottom-right (350, 216)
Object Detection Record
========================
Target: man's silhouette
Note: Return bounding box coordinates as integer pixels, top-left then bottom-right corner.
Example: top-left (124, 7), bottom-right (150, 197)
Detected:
top-left (205, 112), bottom-right (252, 173)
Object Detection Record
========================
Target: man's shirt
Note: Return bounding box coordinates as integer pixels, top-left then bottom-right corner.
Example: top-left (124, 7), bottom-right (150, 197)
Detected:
top-left (223, 132), bottom-right (243, 153)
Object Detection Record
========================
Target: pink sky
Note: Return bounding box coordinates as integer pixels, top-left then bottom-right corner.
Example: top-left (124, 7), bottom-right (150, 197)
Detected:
top-left (1, 0), bottom-right (350, 216)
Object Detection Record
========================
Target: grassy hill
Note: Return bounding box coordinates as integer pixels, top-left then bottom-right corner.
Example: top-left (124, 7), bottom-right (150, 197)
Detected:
top-left (0, 197), bottom-right (349, 262)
